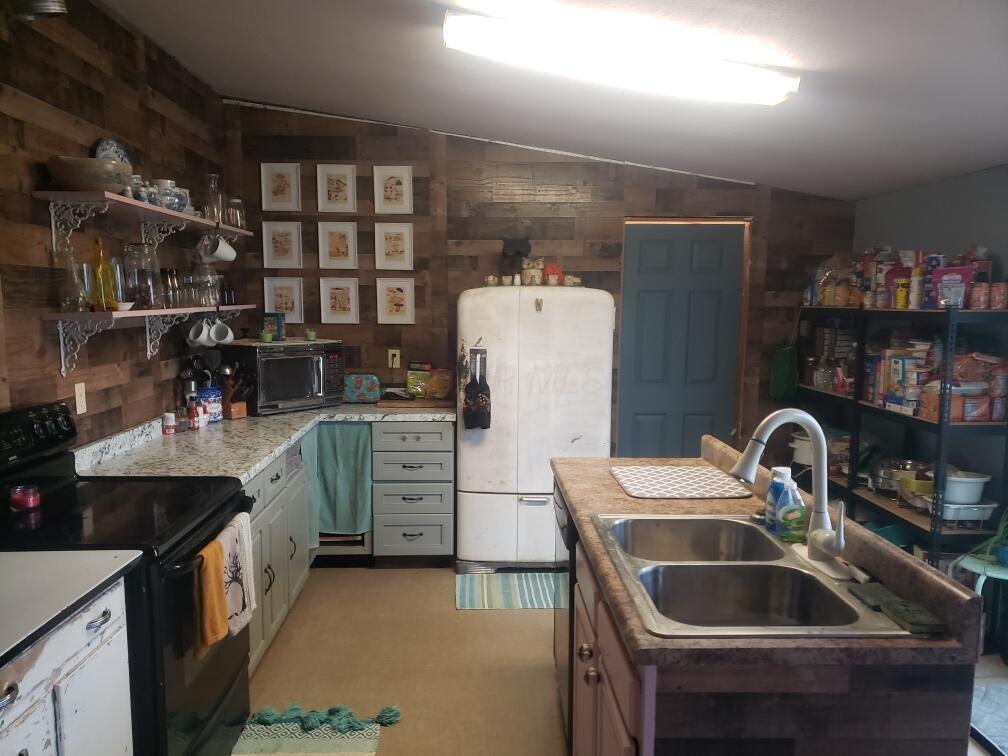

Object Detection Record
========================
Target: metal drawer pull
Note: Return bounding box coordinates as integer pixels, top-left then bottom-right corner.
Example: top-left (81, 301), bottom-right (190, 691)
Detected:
top-left (584, 668), bottom-right (600, 685)
top-left (400, 435), bottom-right (407, 441)
top-left (401, 496), bottom-right (423, 502)
top-left (270, 472), bottom-right (282, 483)
top-left (519, 496), bottom-right (551, 506)
top-left (264, 565), bottom-right (274, 594)
top-left (414, 435), bottom-right (422, 441)
top-left (289, 536), bottom-right (297, 560)
top-left (577, 643), bottom-right (594, 662)
top-left (85, 609), bottom-right (112, 631)
top-left (401, 464), bottom-right (424, 470)
top-left (0, 683), bottom-right (18, 712)
top-left (401, 531), bottom-right (424, 540)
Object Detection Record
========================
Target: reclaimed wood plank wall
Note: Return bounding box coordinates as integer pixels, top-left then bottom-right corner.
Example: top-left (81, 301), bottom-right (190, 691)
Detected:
top-left (234, 104), bottom-right (855, 439)
top-left (0, 4), bottom-right (235, 444)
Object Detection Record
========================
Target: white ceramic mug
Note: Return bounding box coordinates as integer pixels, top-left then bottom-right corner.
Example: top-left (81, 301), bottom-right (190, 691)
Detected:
top-left (197, 235), bottom-right (237, 263)
top-left (187, 318), bottom-right (215, 348)
top-left (210, 320), bottom-right (234, 344)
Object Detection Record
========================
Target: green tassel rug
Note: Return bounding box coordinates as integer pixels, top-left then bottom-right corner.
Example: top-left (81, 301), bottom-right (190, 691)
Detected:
top-left (233, 705), bottom-right (399, 755)
top-left (455, 571), bottom-right (566, 609)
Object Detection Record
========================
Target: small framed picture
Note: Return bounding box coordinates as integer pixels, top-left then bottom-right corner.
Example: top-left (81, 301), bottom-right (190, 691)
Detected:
top-left (373, 165), bottom-right (413, 214)
top-left (262, 312), bottom-right (286, 341)
top-left (262, 221), bottom-right (302, 268)
top-left (318, 222), bottom-right (358, 269)
top-left (316, 164), bottom-right (356, 213)
top-left (264, 277), bottom-right (304, 324)
top-left (374, 222), bottom-right (413, 270)
top-left (376, 277), bottom-right (415, 324)
top-left (320, 278), bottom-right (360, 324)
top-left (260, 163), bottom-right (301, 211)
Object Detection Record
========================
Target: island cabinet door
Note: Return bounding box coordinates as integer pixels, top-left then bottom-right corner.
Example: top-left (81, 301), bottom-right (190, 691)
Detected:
top-left (572, 585), bottom-right (598, 756)
top-left (53, 625), bottom-right (132, 754)
top-left (597, 656), bottom-right (637, 756)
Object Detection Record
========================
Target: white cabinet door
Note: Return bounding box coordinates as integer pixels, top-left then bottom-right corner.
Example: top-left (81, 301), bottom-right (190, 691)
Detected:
top-left (457, 492), bottom-right (517, 562)
top-left (0, 696), bottom-right (57, 756)
top-left (265, 502), bottom-right (290, 640)
top-left (54, 625), bottom-right (132, 755)
top-left (285, 473), bottom-right (311, 602)
top-left (517, 288), bottom-right (614, 493)
top-left (249, 521), bottom-right (267, 671)
top-left (457, 288), bottom-right (520, 494)
top-left (517, 494), bottom-right (556, 562)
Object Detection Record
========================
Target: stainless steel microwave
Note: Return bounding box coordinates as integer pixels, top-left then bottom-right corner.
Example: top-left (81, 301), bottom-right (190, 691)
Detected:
top-left (220, 339), bottom-right (344, 415)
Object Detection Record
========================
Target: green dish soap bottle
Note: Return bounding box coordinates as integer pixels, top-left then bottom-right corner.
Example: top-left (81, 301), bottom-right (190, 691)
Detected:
top-left (775, 480), bottom-right (808, 544)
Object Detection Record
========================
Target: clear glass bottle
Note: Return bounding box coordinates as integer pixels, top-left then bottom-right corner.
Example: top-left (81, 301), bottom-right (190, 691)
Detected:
top-left (226, 197), bottom-right (246, 228)
top-left (124, 243), bottom-right (163, 309)
top-left (203, 174), bottom-right (223, 223)
top-left (92, 239), bottom-right (118, 312)
top-left (58, 241), bottom-right (89, 313)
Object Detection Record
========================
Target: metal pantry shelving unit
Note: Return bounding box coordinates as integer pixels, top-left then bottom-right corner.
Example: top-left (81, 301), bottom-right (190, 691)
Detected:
top-left (793, 306), bottom-right (1008, 564)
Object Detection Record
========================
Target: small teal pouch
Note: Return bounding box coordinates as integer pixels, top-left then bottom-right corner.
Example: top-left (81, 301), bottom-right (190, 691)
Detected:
top-left (343, 373), bottom-right (381, 403)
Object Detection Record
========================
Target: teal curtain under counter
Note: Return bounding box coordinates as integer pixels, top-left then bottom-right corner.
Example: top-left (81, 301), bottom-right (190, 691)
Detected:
top-left (304, 422), bottom-right (373, 547)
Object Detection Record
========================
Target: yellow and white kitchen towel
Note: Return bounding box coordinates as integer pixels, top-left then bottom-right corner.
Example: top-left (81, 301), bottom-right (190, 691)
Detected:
top-left (216, 512), bottom-right (256, 636)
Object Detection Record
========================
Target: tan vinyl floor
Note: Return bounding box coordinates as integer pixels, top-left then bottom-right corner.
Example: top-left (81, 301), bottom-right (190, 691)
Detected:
top-left (251, 567), bottom-right (567, 756)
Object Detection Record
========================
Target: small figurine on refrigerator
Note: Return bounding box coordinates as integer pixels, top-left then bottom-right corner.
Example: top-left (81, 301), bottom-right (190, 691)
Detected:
top-left (521, 257), bottom-right (544, 286)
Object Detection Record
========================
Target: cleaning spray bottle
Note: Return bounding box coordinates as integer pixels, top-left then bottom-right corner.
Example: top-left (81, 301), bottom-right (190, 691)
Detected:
top-left (775, 480), bottom-right (808, 544)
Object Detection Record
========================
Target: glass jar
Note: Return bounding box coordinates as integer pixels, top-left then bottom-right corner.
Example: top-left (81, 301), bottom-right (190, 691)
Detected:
top-left (57, 241), bottom-right (89, 313)
top-left (124, 243), bottom-right (163, 309)
top-left (193, 263), bottom-right (219, 306)
top-left (225, 197), bottom-right (246, 229)
top-left (203, 174), bottom-right (223, 223)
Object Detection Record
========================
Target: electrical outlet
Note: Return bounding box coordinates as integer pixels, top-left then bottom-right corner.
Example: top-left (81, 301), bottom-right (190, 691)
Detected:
top-left (74, 382), bottom-right (86, 414)
top-left (388, 348), bottom-right (401, 369)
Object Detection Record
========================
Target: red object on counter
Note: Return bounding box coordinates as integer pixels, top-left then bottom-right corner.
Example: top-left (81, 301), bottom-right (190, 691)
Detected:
top-left (10, 484), bottom-right (40, 511)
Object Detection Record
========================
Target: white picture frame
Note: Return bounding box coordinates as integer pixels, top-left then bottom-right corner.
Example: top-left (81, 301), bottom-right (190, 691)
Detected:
top-left (376, 277), bottom-right (415, 324)
top-left (374, 222), bottom-right (413, 270)
top-left (320, 278), bottom-right (360, 324)
top-left (260, 163), bottom-right (301, 211)
top-left (264, 277), bottom-right (304, 324)
top-left (316, 164), bottom-right (356, 213)
top-left (262, 221), bottom-right (303, 268)
top-left (318, 222), bottom-right (358, 269)
top-left (373, 165), bottom-right (413, 214)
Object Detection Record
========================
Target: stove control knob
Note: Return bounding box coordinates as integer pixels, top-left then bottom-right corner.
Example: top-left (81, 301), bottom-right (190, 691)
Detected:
top-left (32, 422), bottom-right (45, 438)
top-left (44, 420), bottom-right (58, 436)
top-left (57, 415), bottom-right (71, 432)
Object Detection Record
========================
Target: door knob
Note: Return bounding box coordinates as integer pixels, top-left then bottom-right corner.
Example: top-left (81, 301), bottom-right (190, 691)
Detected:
top-left (577, 643), bottom-right (593, 662)
top-left (584, 668), bottom-right (600, 685)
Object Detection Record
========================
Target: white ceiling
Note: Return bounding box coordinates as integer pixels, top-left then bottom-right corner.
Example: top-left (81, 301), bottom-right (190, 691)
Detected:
top-left (102, 0), bottom-right (1008, 199)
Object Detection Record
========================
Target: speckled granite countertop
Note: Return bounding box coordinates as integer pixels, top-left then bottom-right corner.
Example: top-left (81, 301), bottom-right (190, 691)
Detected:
top-left (77, 407), bottom-right (456, 485)
top-left (552, 436), bottom-right (981, 667)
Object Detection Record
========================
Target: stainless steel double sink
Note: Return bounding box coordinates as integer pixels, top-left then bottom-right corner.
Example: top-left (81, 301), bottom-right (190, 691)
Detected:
top-left (594, 515), bottom-right (908, 638)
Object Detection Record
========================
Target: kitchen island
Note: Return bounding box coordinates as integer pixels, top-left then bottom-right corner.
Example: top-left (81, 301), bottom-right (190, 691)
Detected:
top-left (552, 435), bottom-right (980, 756)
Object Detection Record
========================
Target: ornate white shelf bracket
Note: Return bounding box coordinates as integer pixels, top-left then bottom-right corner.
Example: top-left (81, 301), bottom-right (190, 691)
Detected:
top-left (140, 221), bottom-right (187, 249)
top-left (145, 313), bottom-right (190, 359)
top-left (57, 316), bottom-right (114, 377)
top-left (49, 201), bottom-right (111, 250)
top-left (217, 309), bottom-right (244, 322)
top-left (217, 230), bottom-right (240, 243)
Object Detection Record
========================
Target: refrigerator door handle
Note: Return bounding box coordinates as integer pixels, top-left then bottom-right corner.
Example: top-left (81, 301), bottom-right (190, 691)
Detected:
top-left (519, 496), bottom-right (551, 506)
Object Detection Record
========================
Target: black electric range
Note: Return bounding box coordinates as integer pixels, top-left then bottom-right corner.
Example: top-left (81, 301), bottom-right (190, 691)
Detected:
top-left (0, 402), bottom-right (252, 756)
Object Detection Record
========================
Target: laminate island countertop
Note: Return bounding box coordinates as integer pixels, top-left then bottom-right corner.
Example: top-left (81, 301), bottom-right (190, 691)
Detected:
top-left (76, 406), bottom-right (456, 485)
top-left (0, 550), bottom-right (142, 666)
top-left (552, 435), bottom-right (982, 668)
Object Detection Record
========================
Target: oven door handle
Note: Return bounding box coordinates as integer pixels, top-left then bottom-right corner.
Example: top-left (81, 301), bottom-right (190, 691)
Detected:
top-left (164, 555), bottom-right (204, 578)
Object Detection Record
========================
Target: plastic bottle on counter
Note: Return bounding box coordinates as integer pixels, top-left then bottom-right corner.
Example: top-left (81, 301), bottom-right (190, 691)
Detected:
top-left (765, 466), bottom-right (792, 534)
top-left (774, 481), bottom-right (808, 544)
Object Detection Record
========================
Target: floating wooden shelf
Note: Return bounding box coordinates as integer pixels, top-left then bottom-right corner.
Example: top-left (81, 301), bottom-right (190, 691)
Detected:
top-left (45, 304), bottom-right (256, 376)
top-left (33, 190), bottom-right (253, 249)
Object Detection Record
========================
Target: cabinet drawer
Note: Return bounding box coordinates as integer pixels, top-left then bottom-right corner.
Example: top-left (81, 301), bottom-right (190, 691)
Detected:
top-left (0, 580), bottom-right (126, 730)
top-left (246, 470), bottom-right (267, 521)
top-left (373, 514), bottom-right (454, 555)
top-left (0, 696), bottom-right (56, 755)
top-left (371, 422), bottom-right (454, 452)
top-left (263, 455), bottom-right (287, 504)
top-left (372, 452), bottom-right (454, 482)
top-left (373, 483), bottom-right (454, 515)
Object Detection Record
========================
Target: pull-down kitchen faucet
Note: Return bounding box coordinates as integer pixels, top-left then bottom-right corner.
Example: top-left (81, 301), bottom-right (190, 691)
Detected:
top-left (730, 408), bottom-right (845, 562)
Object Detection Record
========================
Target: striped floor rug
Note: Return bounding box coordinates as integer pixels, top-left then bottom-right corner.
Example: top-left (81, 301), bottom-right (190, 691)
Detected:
top-left (456, 571), bottom-right (566, 609)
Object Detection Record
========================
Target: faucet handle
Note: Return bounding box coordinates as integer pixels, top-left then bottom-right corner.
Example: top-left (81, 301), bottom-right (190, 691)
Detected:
top-left (832, 499), bottom-right (845, 552)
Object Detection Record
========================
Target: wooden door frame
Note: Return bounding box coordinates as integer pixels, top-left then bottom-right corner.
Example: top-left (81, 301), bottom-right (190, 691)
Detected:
top-left (619, 217), bottom-right (752, 451)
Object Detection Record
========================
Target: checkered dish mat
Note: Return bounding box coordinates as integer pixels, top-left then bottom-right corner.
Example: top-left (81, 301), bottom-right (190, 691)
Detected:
top-left (610, 464), bottom-right (753, 499)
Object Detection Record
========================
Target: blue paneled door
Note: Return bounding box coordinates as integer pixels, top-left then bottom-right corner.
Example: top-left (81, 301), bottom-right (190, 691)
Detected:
top-left (617, 223), bottom-right (744, 457)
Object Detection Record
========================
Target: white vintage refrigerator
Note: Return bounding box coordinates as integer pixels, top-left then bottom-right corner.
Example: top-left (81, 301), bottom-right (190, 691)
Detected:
top-left (456, 286), bottom-right (615, 566)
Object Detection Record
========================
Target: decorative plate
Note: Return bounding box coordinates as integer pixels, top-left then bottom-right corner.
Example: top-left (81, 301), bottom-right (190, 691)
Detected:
top-left (93, 137), bottom-right (132, 167)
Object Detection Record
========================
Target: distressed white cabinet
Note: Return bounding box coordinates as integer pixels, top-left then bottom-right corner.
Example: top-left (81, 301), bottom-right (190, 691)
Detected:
top-left (0, 579), bottom-right (132, 754)
top-left (249, 455), bottom-right (311, 674)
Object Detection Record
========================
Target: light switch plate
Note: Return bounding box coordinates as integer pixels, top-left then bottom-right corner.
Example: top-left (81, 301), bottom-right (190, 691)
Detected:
top-left (388, 349), bottom-right (401, 369)
top-left (74, 382), bottom-right (86, 414)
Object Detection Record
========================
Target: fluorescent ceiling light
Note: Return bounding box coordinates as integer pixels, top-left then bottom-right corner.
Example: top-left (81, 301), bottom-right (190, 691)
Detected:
top-left (442, 5), bottom-right (800, 106)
